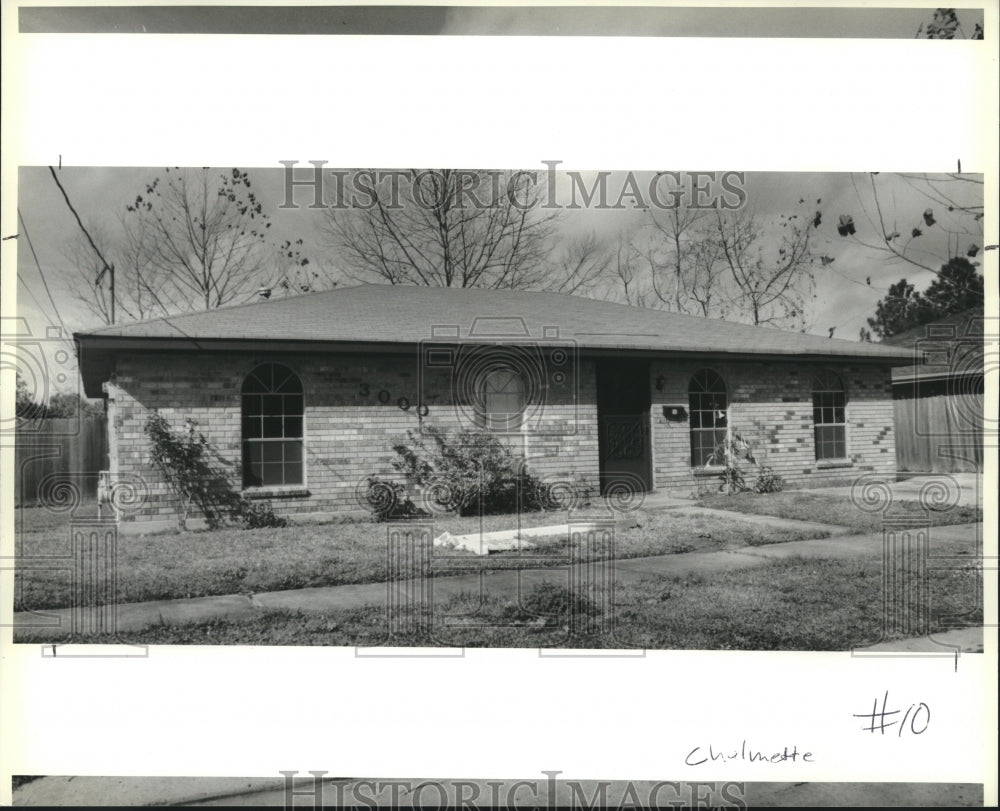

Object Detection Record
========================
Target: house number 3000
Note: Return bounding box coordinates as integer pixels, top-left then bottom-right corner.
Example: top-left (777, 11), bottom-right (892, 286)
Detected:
top-left (358, 383), bottom-right (430, 417)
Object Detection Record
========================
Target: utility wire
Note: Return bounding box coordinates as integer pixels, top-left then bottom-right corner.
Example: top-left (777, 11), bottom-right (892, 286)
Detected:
top-left (48, 165), bottom-right (116, 323)
top-left (16, 270), bottom-right (56, 326)
top-left (16, 208), bottom-right (72, 344)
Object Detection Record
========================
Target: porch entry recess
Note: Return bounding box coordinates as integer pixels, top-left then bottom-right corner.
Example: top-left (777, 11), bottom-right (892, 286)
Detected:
top-left (596, 359), bottom-right (653, 495)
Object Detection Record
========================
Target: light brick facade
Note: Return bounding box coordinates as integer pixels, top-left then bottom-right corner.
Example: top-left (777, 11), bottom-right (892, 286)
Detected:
top-left (649, 358), bottom-right (895, 493)
top-left (104, 350), bottom-right (895, 532)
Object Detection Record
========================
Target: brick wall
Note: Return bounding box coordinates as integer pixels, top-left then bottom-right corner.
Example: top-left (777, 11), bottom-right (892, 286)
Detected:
top-left (649, 359), bottom-right (896, 496)
top-left (104, 351), bottom-right (896, 530)
top-left (106, 350), bottom-right (600, 530)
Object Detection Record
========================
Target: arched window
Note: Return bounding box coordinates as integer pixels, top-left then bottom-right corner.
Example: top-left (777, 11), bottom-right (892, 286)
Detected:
top-left (478, 368), bottom-right (526, 431)
top-left (812, 370), bottom-right (847, 461)
top-left (689, 369), bottom-right (728, 467)
top-left (241, 363), bottom-right (304, 487)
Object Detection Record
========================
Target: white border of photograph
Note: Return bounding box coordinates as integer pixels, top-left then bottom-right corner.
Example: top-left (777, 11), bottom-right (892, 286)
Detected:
top-left (1, 0), bottom-right (996, 805)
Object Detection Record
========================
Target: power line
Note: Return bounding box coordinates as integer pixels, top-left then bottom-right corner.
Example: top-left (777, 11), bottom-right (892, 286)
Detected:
top-left (16, 270), bottom-right (56, 326)
top-left (16, 208), bottom-right (72, 344)
top-left (48, 166), bottom-right (116, 324)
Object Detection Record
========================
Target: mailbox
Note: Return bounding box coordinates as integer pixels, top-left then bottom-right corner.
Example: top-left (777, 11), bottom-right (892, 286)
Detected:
top-left (662, 405), bottom-right (687, 422)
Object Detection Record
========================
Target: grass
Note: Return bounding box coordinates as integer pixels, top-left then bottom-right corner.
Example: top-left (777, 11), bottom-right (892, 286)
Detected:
top-left (17, 537), bottom-right (981, 650)
top-left (696, 491), bottom-right (982, 532)
top-left (13, 504), bottom-right (828, 611)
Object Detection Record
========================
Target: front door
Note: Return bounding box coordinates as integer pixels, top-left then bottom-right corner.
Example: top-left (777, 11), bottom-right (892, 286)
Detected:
top-left (597, 359), bottom-right (652, 495)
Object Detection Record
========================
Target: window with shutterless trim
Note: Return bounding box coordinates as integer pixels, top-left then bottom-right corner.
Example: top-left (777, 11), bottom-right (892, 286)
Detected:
top-left (689, 369), bottom-right (728, 467)
top-left (477, 367), bottom-right (527, 431)
top-left (241, 363), bottom-right (304, 487)
top-left (812, 369), bottom-right (847, 461)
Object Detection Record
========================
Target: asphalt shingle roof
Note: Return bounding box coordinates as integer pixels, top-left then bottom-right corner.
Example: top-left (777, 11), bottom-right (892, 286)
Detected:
top-left (76, 284), bottom-right (914, 361)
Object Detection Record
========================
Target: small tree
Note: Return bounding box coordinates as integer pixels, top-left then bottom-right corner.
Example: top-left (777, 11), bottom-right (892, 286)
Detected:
top-left (707, 431), bottom-right (757, 494)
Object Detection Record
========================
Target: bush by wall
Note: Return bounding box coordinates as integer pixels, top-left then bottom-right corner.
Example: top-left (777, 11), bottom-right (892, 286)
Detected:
top-left (390, 427), bottom-right (559, 517)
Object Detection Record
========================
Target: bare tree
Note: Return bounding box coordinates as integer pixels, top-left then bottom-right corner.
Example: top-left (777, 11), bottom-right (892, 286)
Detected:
top-left (684, 225), bottom-right (732, 319)
top-left (320, 169), bottom-right (567, 289)
top-left (126, 168), bottom-right (310, 312)
top-left (646, 206), bottom-right (708, 313)
top-left (837, 172), bottom-right (984, 275)
top-left (268, 251), bottom-right (341, 299)
top-left (63, 218), bottom-right (168, 325)
top-left (608, 229), bottom-right (649, 308)
top-left (540, 231), bottom-right (615, 296)
top-left (610, 200), bottom-right (817, 328)
top-left (712, 206), bottom-right (817, 328)
top-left (64, 168), bottom-right (315, 325)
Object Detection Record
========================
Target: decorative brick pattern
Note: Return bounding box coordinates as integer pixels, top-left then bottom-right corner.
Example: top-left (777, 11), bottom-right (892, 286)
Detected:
top-left (649, 359), bottom-right (895, 495)
top-left (105, 352), bottom-right (896, 528)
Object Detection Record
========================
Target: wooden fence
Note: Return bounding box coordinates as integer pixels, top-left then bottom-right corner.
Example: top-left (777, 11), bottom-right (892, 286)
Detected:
top-left (14, 417), bottom-right (109, 505)
top-left (893, 390), bottom-right (983, 473)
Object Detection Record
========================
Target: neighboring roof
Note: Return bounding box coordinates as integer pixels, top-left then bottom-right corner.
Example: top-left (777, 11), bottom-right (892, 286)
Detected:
top-left (879, 308), bottom-right (985, 383)
top-left (76, 285), bottom-right (915, 395)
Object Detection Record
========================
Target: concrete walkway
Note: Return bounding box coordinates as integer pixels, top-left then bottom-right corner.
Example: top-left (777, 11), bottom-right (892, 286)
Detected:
top-left (14, 523), bottom-right (982, 637)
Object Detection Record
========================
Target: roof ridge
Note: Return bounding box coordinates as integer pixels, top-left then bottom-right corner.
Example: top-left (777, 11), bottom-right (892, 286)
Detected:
top-left (79, 284), bottom-right (362, 336)
top-left (73, 283), bottom-right (911, 354)
top-left (78, 281), bottom-right (847, 339)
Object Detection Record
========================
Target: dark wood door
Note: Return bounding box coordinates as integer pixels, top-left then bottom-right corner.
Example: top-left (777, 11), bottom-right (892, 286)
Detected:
top-left (596, 360), bottom-right (652, 494)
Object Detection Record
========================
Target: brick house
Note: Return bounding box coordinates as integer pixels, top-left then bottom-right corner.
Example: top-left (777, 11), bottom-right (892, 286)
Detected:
top-left (75, 285), bottom-right (912, 533)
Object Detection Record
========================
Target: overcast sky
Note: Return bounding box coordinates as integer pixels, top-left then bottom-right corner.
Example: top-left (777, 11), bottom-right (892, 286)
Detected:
top-left (13, 166), bottom-right (983, 398)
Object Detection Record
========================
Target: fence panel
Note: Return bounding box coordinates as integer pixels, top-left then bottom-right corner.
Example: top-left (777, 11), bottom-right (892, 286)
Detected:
top-left (893, 392), bottom-right (982, 474)
top-left (14, 417), bottom-right (108, 505)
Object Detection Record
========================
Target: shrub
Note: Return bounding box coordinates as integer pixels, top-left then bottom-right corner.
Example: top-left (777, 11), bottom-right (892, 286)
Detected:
top-left (752, 466), bottom-right (785, 494)
top-left (362, 475), bottom-right (423, 522)
top-left (390, 427), bottom-right (560, 516)
top-left (235, 497), bottom-right (288, 529)
top-left (707, 431), bottom-right (757, 495)
top-left (707, 429), bottom-right (788, 496)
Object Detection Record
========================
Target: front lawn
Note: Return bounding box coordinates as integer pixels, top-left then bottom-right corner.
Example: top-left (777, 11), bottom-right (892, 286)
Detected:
top-left (696, 491), bottom-right (982, 532)
top-left (14, 506), bottom-right (828, 611)
top-left (18, 537), bottom-right (981, 650)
